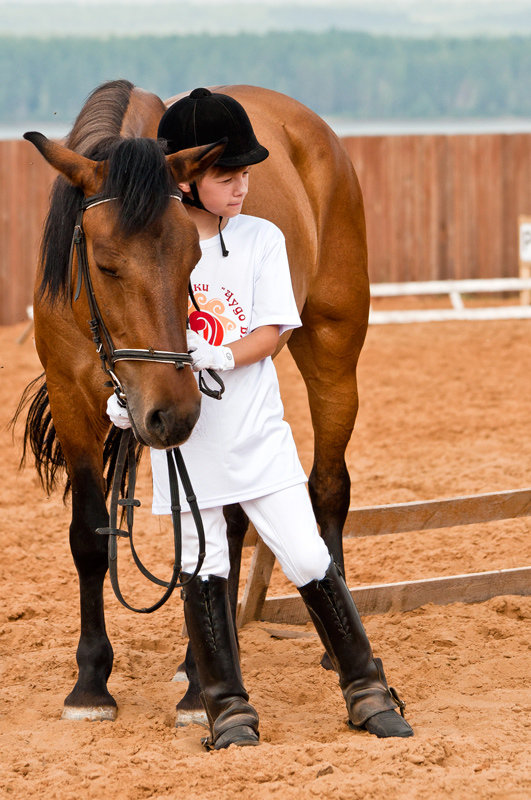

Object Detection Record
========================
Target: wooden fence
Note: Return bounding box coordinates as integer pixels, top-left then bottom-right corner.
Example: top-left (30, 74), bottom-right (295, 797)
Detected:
top-left (237, 488), bottom-right (531, 626)
top-left (343, 133), bottom-right (531, 285)
top-left (1, 133), bottom-right (531, 325)
top-left (0, 139), bottom-right (55, 325)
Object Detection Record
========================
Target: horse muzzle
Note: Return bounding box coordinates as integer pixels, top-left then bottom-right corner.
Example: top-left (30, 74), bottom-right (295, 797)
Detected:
top-left (129, 396), bottom-right (201, 449)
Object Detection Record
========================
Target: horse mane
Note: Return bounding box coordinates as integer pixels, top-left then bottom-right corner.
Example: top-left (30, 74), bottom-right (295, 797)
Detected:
top-left (39, 79), bottom-right (172, 303)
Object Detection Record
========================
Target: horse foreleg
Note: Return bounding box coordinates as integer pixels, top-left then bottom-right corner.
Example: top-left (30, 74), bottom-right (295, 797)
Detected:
top-left (62, 466), bottom-right (116, 720)
top-left (288, 318), bottom-right (365, 667)
top-left (288, 321), bottom-right (363, 567)
top-left (174, 503), bottom-right (248, 726)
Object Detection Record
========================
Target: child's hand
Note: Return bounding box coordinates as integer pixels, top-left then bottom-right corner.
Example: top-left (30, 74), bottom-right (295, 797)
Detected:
top-left (106, 393), bottom-right (132, 429)
top-left (187, 330), bottom-right (235, 372)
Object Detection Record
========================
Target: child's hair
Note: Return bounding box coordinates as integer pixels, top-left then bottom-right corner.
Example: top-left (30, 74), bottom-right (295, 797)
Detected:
top-left (198, 164), bottom-right (252, 182)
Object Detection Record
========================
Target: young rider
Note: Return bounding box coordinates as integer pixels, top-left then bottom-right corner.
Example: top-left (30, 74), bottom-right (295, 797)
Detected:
top-left (107, 88), bottom-right (413, 750)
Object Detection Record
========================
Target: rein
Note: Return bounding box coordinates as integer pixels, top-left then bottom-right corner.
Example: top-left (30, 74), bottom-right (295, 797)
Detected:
top-left (96, 429), bottom-right (206, 613)
top-left (71, 192), bottom-right (220, 612)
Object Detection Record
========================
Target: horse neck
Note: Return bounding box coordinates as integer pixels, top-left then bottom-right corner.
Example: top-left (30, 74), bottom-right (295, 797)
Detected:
top-left (120, 88), bottom-right (167, 139)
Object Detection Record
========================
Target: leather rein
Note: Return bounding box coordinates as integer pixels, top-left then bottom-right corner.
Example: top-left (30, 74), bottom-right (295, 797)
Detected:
top-left (70, 192), bottom-right (220, 613)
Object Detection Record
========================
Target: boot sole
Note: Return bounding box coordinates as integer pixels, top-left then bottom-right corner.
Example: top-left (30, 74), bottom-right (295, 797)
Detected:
top-left (349, 718), bottom-right (414, 738)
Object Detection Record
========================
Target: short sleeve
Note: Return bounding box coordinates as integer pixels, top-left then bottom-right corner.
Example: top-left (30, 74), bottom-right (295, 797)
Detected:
top-left (249, 226), bottom-right (302, 336)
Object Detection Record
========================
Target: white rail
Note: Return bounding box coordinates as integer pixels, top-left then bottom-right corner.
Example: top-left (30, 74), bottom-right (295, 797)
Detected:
top-left (369, 277), bottom-right (531, 324)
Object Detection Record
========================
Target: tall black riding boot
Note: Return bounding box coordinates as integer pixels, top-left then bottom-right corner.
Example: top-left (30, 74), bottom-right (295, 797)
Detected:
top-left (298, 560), bottom-right (413, 738)
top-left (180, 572), bottom-right (260, 750)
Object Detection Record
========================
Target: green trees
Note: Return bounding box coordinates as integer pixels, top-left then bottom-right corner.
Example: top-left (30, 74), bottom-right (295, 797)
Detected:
top-left (2, 31), bottom-right (530, 123)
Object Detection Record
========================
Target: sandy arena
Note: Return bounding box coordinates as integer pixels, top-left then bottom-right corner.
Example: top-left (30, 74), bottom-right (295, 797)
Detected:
top-left (0, 311), bottom-right (529, 799)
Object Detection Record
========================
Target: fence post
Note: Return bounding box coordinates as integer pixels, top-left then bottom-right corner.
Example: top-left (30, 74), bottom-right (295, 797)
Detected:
top-left (518, 215), bottom-right (531, 305)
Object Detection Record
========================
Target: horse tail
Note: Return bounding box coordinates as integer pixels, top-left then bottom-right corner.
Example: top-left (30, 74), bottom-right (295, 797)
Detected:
top-left (12, 374), bottom-right (143, 500)
top-left (11, 373), bottom-right (69, 497)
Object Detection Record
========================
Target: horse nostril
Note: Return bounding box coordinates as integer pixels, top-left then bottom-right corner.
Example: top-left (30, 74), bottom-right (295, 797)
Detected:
top-left (147, 408), bottom-right (172, 439)
top-left (145, 407), bottom-right (198, 447)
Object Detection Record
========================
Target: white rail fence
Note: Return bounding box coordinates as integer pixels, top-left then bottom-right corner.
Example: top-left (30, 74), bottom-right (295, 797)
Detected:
top-left (369, 277), bottom-right (531, 324)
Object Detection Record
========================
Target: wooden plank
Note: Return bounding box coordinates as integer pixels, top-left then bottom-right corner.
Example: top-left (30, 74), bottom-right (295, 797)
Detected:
top-left (237, 537), bottom-right (276, 627)
top-left (258, 566), bottom-right (531, 623)
top-left (343, 488), bottom-right (531, 538)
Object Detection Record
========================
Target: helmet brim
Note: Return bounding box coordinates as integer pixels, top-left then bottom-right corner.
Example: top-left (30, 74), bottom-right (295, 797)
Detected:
top-left (215, 143), bottom-right (269, 168)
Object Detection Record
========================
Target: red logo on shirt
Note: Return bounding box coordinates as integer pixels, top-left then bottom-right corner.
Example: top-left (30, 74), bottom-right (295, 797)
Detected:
top-left (189, 310), bottom-right (225, 345)
top-left (188, 289), bottom-right (246, 343)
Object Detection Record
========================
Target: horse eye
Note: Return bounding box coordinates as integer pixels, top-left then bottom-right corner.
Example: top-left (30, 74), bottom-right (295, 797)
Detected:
top-left (98, 266), bottom-right (118, 277)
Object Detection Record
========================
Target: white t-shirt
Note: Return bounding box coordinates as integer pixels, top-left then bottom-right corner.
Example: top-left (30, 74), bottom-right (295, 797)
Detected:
top-left (150, 214), bottom-right (307, 513)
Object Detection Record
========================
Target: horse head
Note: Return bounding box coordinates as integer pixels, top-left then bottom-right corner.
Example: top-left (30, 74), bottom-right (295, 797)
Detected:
top-left (24, 131), bottom-right (226, 449)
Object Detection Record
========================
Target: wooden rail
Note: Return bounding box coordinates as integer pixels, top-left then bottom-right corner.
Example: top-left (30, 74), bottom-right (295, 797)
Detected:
top-left (237, 488), bottom-right (531, 626)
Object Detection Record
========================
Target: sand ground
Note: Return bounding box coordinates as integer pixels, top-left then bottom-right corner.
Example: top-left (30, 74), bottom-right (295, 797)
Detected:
top-left (0, 312), bottom-right (529, 799)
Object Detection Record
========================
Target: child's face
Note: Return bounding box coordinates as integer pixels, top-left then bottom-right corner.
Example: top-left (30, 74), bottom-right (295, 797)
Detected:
top-left (193, 166), bottom-right (251, 218)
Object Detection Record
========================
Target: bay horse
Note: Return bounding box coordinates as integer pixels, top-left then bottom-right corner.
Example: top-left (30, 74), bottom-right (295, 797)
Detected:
top-left (19, 79), bottom-right (369, 723)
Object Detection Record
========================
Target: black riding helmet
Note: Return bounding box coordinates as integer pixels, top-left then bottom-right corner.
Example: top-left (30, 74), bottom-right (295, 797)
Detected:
top-left (158, 87), bottom-right (269, 168)
top-left (158, 89), bottom-right (269, 256)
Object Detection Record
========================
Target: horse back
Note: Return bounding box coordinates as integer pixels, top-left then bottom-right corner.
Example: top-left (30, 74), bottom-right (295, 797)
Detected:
top-left (165, 85), bottom-right (369, 318)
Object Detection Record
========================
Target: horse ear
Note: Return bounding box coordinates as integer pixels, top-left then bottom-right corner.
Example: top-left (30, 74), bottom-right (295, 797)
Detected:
top-left (165, 139), bottom-right (228, 184)
top-left (23, 132), bottom-right (106, 196)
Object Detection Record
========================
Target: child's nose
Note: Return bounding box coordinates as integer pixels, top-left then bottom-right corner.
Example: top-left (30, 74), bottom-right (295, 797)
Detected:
top-left (234, 177), bottom-right (247, 194)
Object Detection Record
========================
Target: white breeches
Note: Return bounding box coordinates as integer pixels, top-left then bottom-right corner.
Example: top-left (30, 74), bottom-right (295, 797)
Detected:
top-left (179, 483), bottom-right (331, 587)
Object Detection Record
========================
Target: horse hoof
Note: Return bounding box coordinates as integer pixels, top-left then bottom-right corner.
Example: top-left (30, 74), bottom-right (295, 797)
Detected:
top-left (175, 708), bottom-right (208, 727)
top-left (171, 669), bottom-right (189, 683)
top-left (61, 705), bottom-right (117, 722)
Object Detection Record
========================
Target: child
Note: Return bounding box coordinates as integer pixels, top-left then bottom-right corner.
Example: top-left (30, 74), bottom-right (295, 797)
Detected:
top-left (107, 88), bottom-right (413, 750)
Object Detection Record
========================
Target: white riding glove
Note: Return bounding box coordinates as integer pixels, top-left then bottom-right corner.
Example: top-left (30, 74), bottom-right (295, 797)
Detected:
top-left (106, 392), bottom-right (132, 429)
top-left (187, 329), bottom-right (235, 373)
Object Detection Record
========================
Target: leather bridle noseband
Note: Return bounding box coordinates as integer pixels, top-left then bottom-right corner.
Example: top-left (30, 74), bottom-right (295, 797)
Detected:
top-left (70, 192), bottom-right (222, 612)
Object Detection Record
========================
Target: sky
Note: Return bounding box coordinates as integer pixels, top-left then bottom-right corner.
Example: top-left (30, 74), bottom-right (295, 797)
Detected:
top-left (0, 1), bottom-right (529, 41)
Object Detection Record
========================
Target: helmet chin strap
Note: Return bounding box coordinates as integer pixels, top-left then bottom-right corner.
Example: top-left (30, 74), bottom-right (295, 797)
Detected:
top-left (183, 182), bottom-right (229, 258)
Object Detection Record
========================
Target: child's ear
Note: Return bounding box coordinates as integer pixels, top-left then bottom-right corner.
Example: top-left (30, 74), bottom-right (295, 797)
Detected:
top-left (178, 181), bottom-right (191, 193)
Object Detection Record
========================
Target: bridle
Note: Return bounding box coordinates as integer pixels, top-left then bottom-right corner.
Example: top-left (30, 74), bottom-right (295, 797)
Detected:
top-left (70, 192), bottom-right (221, 612)
top-left (70, 193), bottom-right (194, 399)
top-left (71, 192), bottom-right (224, 400)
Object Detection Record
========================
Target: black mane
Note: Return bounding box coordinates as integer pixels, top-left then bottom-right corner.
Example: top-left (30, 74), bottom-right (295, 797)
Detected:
top-left (39, 80), bottom-right (172, 302)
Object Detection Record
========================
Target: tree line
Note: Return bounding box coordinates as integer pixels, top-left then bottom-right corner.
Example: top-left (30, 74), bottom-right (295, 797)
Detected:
top-left (2, 30), bottom-right (530, 124)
